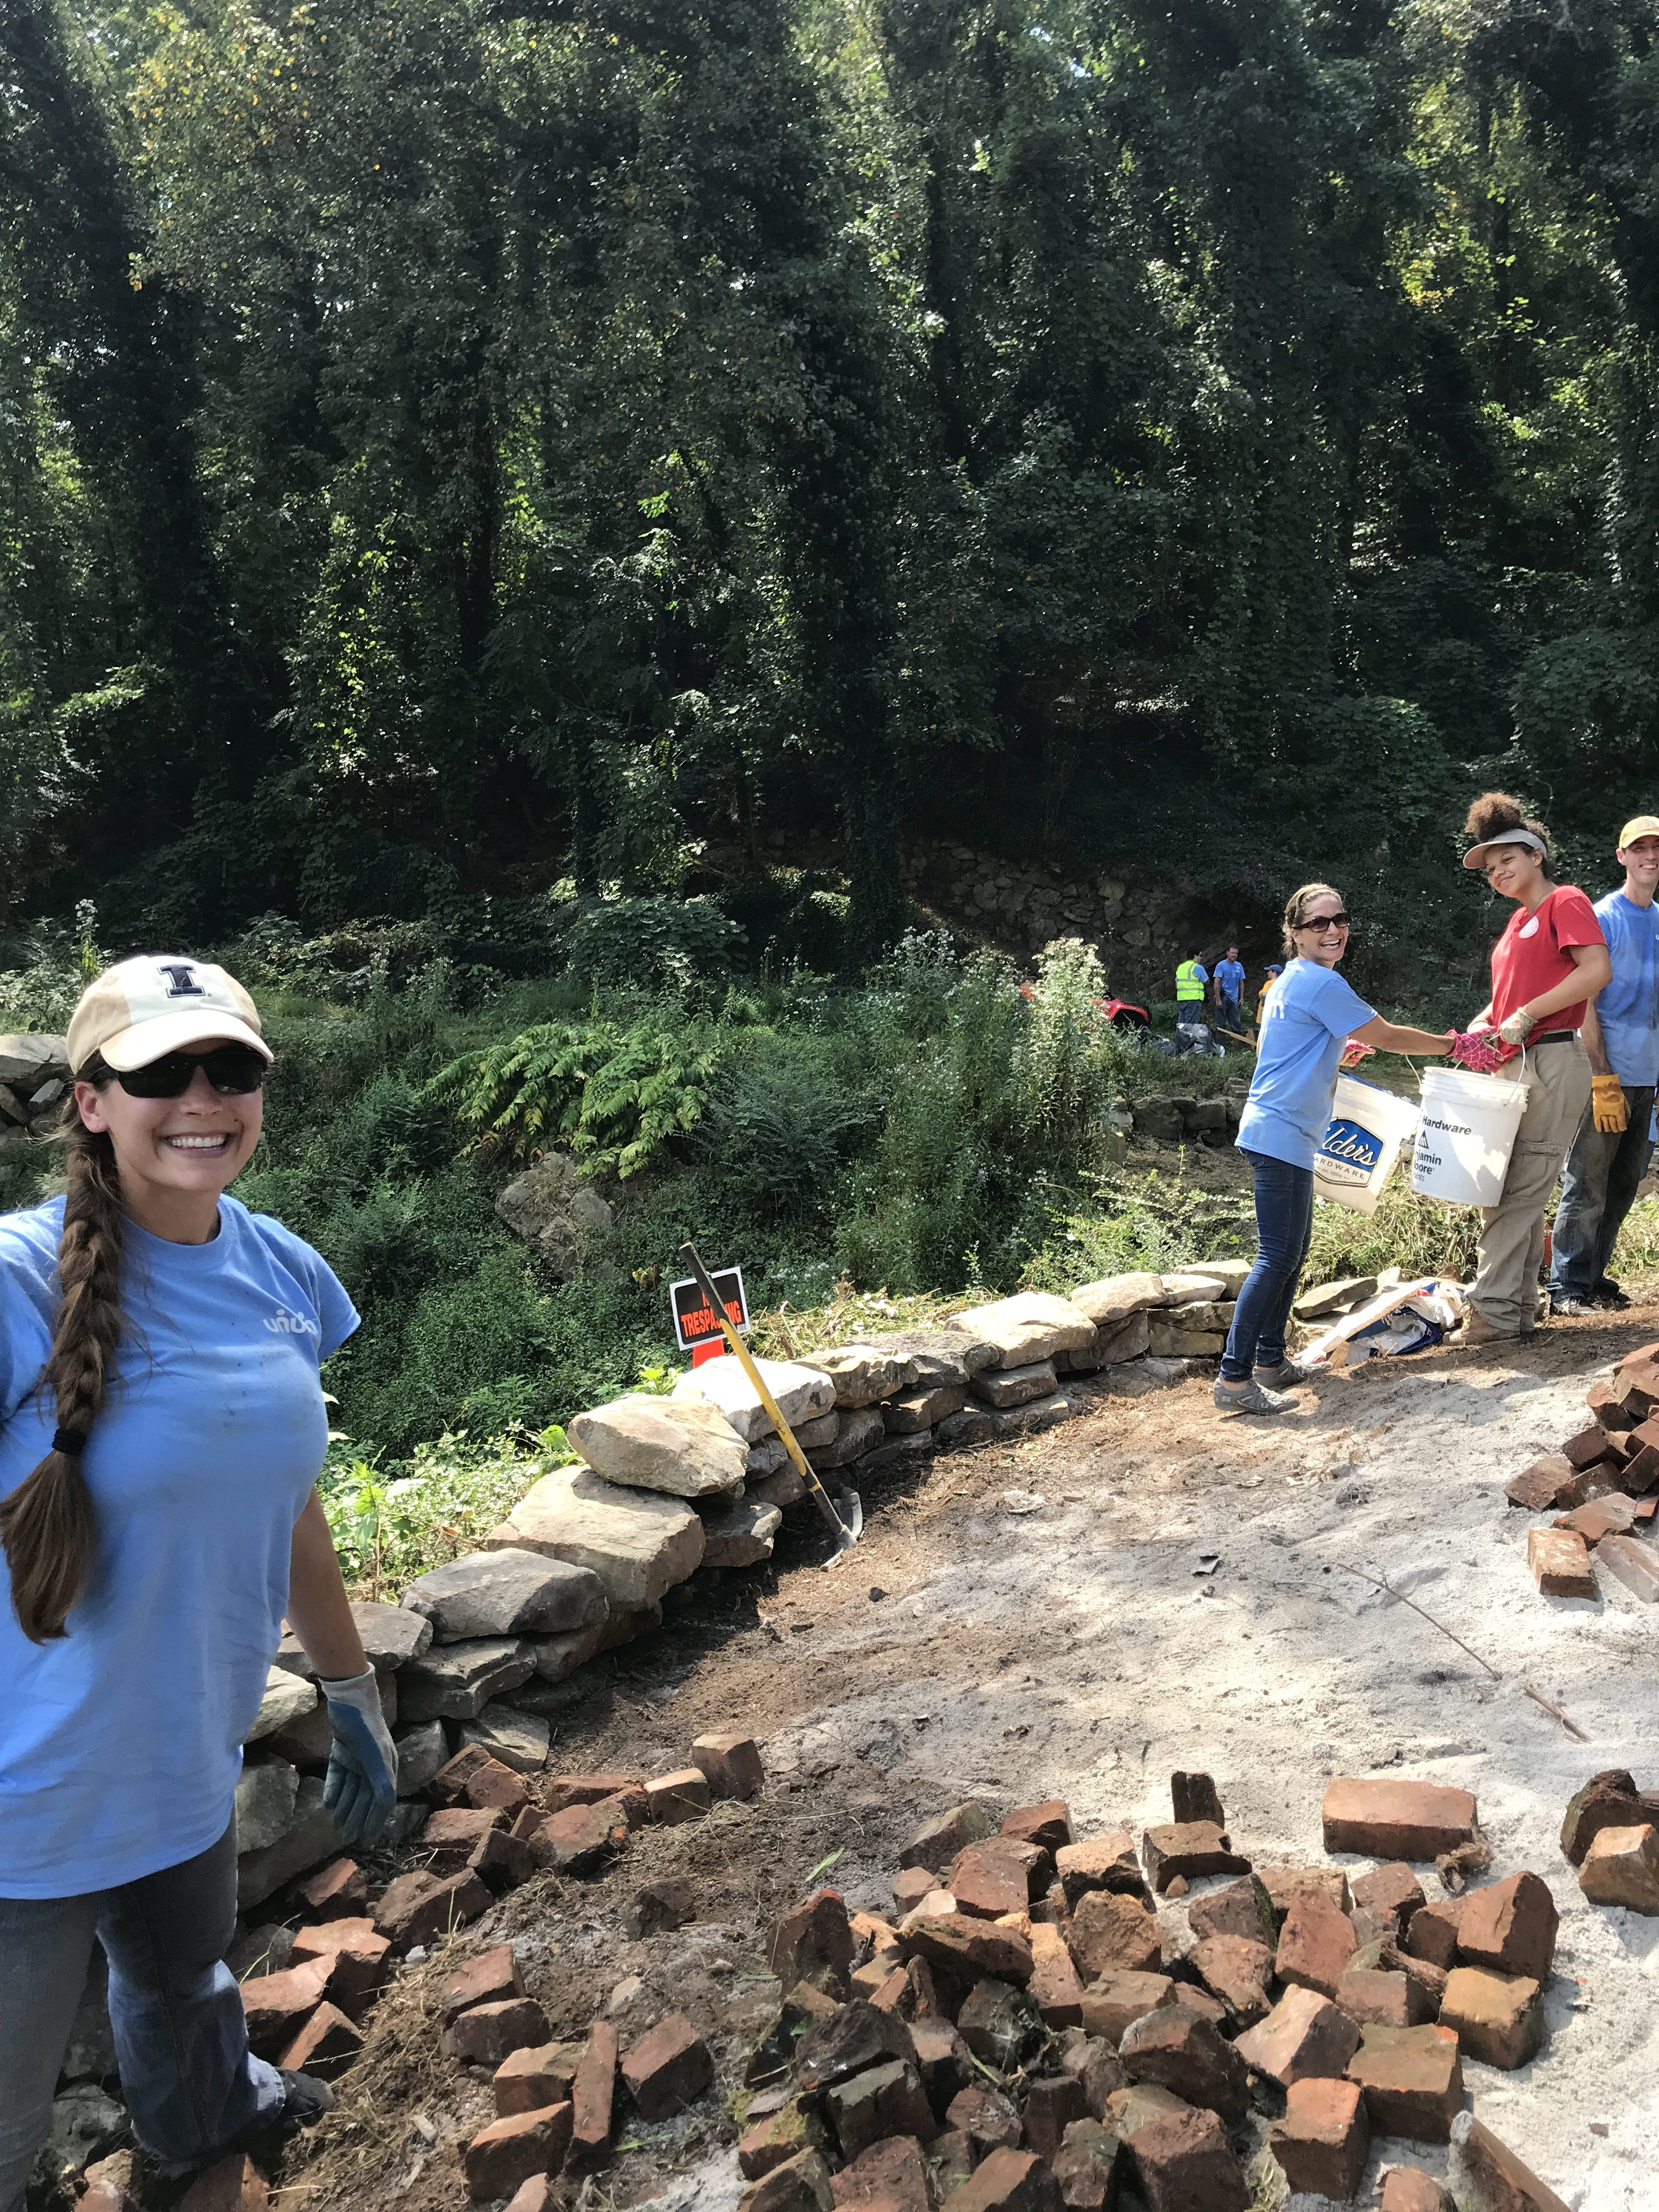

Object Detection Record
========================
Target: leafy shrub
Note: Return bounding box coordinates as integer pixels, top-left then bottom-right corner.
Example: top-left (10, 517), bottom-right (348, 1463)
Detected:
top-left (1024, 1168), bottom-right (1254, 1290)
top-left (691, 1039), bottom-right (875, 1222)
top-left (1018, 938), bottom-right (1122, 1142)
top-left (1301, 1173), bottom-right (1484, 1287)
top-left (319, 1425), bottom-right (577, 1595)
top-left (563, 896), bottom-right (743, 990)
top-left (429, 1017), bottom-right (716, 1176)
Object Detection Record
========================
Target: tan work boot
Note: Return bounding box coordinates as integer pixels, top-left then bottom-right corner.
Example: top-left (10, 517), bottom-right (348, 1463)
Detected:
top-left (1452, 1306), bottom-right (1521, 1348)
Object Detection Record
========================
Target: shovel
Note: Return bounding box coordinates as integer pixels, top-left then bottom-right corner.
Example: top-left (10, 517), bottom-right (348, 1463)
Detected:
top-left (677, 1242), bottom-right (862, 1555)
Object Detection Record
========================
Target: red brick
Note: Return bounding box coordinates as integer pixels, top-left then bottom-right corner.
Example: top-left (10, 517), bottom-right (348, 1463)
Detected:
top-left (1053, 1832), bottom-right (1144, 1908)
top-left (950, 1838), bottom-right (1047, 1920)
top-left (1119, 2002), bottom-right (1247, 2119)
top-left (1186, 1874), bottom-right (1276, 1946)
top-left (900, 1803), bottom-right (992, 1875)
top-left (827, 2059), bottom-right (936, 2158)
top-left (546, 1771), bottom-right (647, 1818)
top-left (1528, 1526), bottom-right (1596, 1596)
top-left (740, 2151), bottom-right (834, 2212)
top-left (647, 1767), bottom-right (712, 1824)
top-left (1554, 1494), bottom-right (1637, 1545)
top-left (742, 2101), bottom-right (827, 2183)
top-left (297, 1857), bottom-right (366, 1918)
top-left (1322, 1779), bottom-right (1479, 1861)
top-left (1270, 2077), bottom-right (1369, 2199)
top-left (421, 1805), bottom-right (506, 1864)
top-left (1001, 1799), bottom-right (1073, 1852)
top-left (1169, 1773), bottom-right (1224, 1826)
top-left (830, 2136), bottom-right (928, 2212)
top-left (1449, 2114), bottom-right (1572, 2211)
top-left (929, 2133), bottom-right (975, 2199)
top-left (1562, 1424), bottom-right (1618, 1469)
top-left (452, 1997), bottom-right (553, 2067)
top-left (910, 2013), bottom-right (971, 2110)
top-left (466, 1825), bottom-right (535, 1895)
top-left (691, 1732), bottom-right (765, 1799)
top-left (1345, 2024), bottom-right (1464, 2142)
top-left (1189, 1934), bottom-right (1274, 2027)
top-left (1234, 1985), bottom-right (1361, 2088)
top-left (1334, 1967), bottom-right (1430, 2029)
top-left (463, 1757), bottom-right (532, 1815)
top-left (798, 2003), bottom-right (919, 2096)
top-left (892, 1867), bottom-right (936, 1915)
top-left (1105, 2084), bottom-right (1186, 2137)
top-left (937, 2147), bottom-right (1062, 2212)
top-left (1066, 1891), bottom-right (1161, 1978)
top-left (463, 2105), bottom-right (572, 2202)
top-left (946, 2082), bottom-right (1022, 2151)
top-left (1257, 1865), bottom-right (1352, 1925)
top-left (1438, 1967), bottom-right (1543, 2070)
top-left (372, 1868), bottom-right (490, 1953)
top-left (901, 1913), bottom-right (1032, 1987)
top-left (1580, 1820), bottom-right (1659, 1910)
top-left (278, 2000), bottom-right (360, 2080)
top-left (80, 2154), bottom-right (137, 2212)
top-left (504, 2183), bottom-right (551, 2212)
top-left (1275, 1888), bottom-right (1358, 1998)
top-left (1351, 1863), bottom-right (1426, 1934)
top-left (496, 2041), bottom-right (584, 2117)
top-left (1456, 1871), bottom-right (1558, 1980)
top-left (571, 2019), bottom-right (619, 2162)
top-left (429, 1744), bottom-right (499, 1805)
top-left (1560, 1768), bottom-right (1640, 1863)
top-left (240, 1957), bottom-right (333, 2057)
top-left (1028, 1921), bottom-right (1084, 2028)
top-left (1122, 2106), bottom-right (1249, 2212)
top-left (1140, 1822), bottom-right (1249, 1894)
top-left (1505, 1456), bottom-right (1575, 1510)
top-left (528, 1795), bottom-right (631, 1875)
top-left (178, 2158), bottom-right (268, 2212)
top-left (1078, 1971), bottom-right (1174, 2046)
top-left (621, 1876), bottom-right (697, 1937)
top-left (1020, 2074), bottom-right (1085, 2162)
top-left (289, 1920), bottom-right (390, 2019)
top-left (1596, 1532), bottom-right (1659, 1601)
top-left (1404, 1898), bottom-right (1465, 1969)
top-left (441, 1943), bottom-right (524, 2022)
top-left (1618, 1444), bottom-right (1659, 1496)
top-left (622, 2012), bottom-right (713, 2119)
top-left (771, 1888), bottom-right (855, 1990)
top-left (1050, 2119), bottom-right (1121, 2211)
top-left (1380, 2172), bottom-right (1453, 2212)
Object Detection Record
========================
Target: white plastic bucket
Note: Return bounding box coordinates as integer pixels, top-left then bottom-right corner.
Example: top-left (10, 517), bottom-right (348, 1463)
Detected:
top-left (1410, 1065), bottom-right (1530, 1206)
top-left (1314, 1075), bottom-right (1421, 1215)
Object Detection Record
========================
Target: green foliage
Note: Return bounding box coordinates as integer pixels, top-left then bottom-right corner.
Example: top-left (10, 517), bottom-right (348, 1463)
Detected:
top-left (1024, 1171), bottom-right (1255, 1293)
top-left (1301, 1178), bottom-right (1485, 1290)
top-left (318, 1425), bottom-right (576, 1595)
top-left (563, 898), bottom-right (744, 991)
top-left (430, 1018), bottom-right (718, 1177)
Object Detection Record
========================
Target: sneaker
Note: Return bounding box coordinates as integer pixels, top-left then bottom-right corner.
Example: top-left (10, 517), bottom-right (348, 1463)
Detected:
top-left (1594, 1277), bottom-right (1633, 1310)
top-left (1254, 1357), bottom-right (1319, 1387)
top-left (225, 2070), bottom-right (336, 2162)
top-left (1551, 1296), bottom-right (1600, 1318)
top-left (1214, 1376), bottom-right (1299, 1415)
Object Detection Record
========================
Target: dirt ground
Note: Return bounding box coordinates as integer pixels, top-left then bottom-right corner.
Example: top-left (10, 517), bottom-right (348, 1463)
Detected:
top-left (291, 1304), bottom-right (1659, 2212)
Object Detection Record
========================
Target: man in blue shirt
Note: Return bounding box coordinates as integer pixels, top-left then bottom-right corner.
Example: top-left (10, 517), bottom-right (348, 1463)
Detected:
top-left (1550, 816), bottom-right (1659, 1314)
top-left (1213, 945), bottom-right (1246, 1035)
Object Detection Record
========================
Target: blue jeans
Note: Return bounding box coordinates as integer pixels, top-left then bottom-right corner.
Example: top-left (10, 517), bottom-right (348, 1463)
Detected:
top-left (1550, 1082), bottom-right (1656, 1300)
top-left (1222, 1150), bottom-right (1315, 1381)
top-left (0, 1822), bottom-right (283, 2212)
top-left (1217, 992), bottom-right (1243, 1034)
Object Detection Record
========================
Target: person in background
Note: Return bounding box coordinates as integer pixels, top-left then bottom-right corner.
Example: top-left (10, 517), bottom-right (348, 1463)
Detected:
top-left (1455, 792), bottom-right (1612, 1346)
top-left (1213, 944), bottom-right (1246, 1035)
top-left (1549, 816), bottom-right (1659, 1316)
top-left (1255, 963), bottom-right (1284, 1022)
top-left (1218, 886), bottom-right (1462, 1414)
top-left (1175, 949), bottom-right (1209, 1020)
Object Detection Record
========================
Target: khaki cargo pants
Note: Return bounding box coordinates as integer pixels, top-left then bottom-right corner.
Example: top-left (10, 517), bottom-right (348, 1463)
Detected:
top-left (1469, 1037), bottom-right (1592, 1334)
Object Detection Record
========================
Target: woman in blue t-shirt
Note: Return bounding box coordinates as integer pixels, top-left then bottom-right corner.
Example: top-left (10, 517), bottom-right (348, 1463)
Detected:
top-left (1218, 885), bottom-right (1458, 1414)
top-left (0, 957), bottom-right (398, 2208)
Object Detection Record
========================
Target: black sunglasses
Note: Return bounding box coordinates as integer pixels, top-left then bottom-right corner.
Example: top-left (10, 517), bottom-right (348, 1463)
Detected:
top-left (113, 1045), bottom-right (268, 1099)
top-left (1299, 911), bottom-right (1351, 930)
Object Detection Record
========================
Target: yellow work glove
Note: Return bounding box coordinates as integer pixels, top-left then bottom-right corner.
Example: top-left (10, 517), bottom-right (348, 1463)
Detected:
top-left (1592, 1075), bottom-right (1629, 1135)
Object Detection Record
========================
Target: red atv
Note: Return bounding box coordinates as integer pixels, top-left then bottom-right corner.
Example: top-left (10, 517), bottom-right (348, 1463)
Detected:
top-left (1019, 981), bottom-right (1150, 1034)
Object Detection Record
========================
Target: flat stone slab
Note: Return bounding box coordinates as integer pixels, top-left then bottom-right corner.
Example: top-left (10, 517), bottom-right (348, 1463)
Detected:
top-left (945, 1293), bottom-right (1097, 1368)
top-left (402, 1548), bottom-right (610, 1639)
top-left (1321, 1779), bottom-right (1477, 1861)
top-left (697, 1494), bottom-right (783, 1568)
top-left (674, 1356), bottom-right (836, 1442)
top-left (460, 1701), bottom-right (552, 1774)
top-left (276, 1600), bottom-right (431, 1677)
top-left (238, 1776), bottom-right (346, 1910)
top-left (397, 1637), bottom-right (536, 1724)
top-left (798, 1344), bottom-right (910, 1407)
top-left (235, 1758), bottom-right (300, 1854)
top-left (1068, 1273), bottom-right (1167, 1323)
top-left (863, 1329), bottom-right (1001, 1384)
top-left (487, 1467), bottom-right (706, 1608)
top-left (245, 1664), bottom-right (318, 1743)
top-left (571, 1393), bottom-right (747, 1495)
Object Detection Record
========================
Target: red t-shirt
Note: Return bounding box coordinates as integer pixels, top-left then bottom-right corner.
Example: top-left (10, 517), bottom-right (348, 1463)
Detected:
top-left (1488, 884), bottom-right (1605, 1030)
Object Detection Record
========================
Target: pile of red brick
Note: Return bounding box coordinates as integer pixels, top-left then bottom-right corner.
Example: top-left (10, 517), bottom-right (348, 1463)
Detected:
top-left (733, 1776), bottom-right (1565, 2212)
top-left (1506, 1342), bottom-right (1659, 1600)
top-left (1561, 1767), bottom-right (1659, 1916)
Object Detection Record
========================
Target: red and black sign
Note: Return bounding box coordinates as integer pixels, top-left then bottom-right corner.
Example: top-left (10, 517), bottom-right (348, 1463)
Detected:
top-left (669, 1265), bottom-right (749, 1353)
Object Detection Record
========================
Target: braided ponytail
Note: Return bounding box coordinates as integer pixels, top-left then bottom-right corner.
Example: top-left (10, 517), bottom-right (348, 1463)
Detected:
top-left (0, 1064), bottom-right (125, 1642)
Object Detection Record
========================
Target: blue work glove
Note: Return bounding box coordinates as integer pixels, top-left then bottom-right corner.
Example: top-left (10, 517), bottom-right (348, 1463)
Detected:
top-left (320, 1668), bottom-right (399, 1846)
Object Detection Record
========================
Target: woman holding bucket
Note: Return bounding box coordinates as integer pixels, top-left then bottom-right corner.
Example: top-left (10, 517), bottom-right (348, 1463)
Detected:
top-left (1218, 884), bottom-right (1464, 1415)
top-left (1453, 793), bottom-right (1612, 1346)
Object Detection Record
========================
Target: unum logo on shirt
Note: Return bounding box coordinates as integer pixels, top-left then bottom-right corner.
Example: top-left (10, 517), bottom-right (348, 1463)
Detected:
top-left (264, 1306), bottom-right (318, 1337)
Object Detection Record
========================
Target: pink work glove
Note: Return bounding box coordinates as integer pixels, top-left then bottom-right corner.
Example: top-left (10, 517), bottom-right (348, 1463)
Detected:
top-left (1338, 1037), bottom-right (1376, 1069)
top-left (1446, 1029), bottom-right (1508, 1074)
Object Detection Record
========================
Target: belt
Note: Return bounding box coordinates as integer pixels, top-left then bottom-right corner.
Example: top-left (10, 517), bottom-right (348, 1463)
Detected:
top-left (1527, 1029), bottom-right (1579, 1046)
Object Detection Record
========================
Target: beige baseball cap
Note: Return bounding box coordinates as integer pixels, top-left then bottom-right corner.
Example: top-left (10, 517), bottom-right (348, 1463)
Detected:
top-left (67, 955), bottom-right (272, 1075)
top-left (1619, 815), bottom-right (1659, 850)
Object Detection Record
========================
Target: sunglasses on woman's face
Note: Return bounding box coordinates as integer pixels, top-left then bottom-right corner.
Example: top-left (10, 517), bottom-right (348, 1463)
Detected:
top-left (1300, 912), bottom-right (1351, 930)
top-left (113, 1046), bottom-right (268, 1099)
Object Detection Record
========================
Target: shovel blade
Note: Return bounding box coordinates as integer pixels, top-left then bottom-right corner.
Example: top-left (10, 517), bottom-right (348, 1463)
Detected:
top-left (825, 1488), bottom-right (863, 1558)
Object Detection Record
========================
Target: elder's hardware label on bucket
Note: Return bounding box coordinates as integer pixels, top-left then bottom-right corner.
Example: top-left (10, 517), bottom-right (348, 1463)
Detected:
top-left (1314, 1075), bottom-right (1420, 1215)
